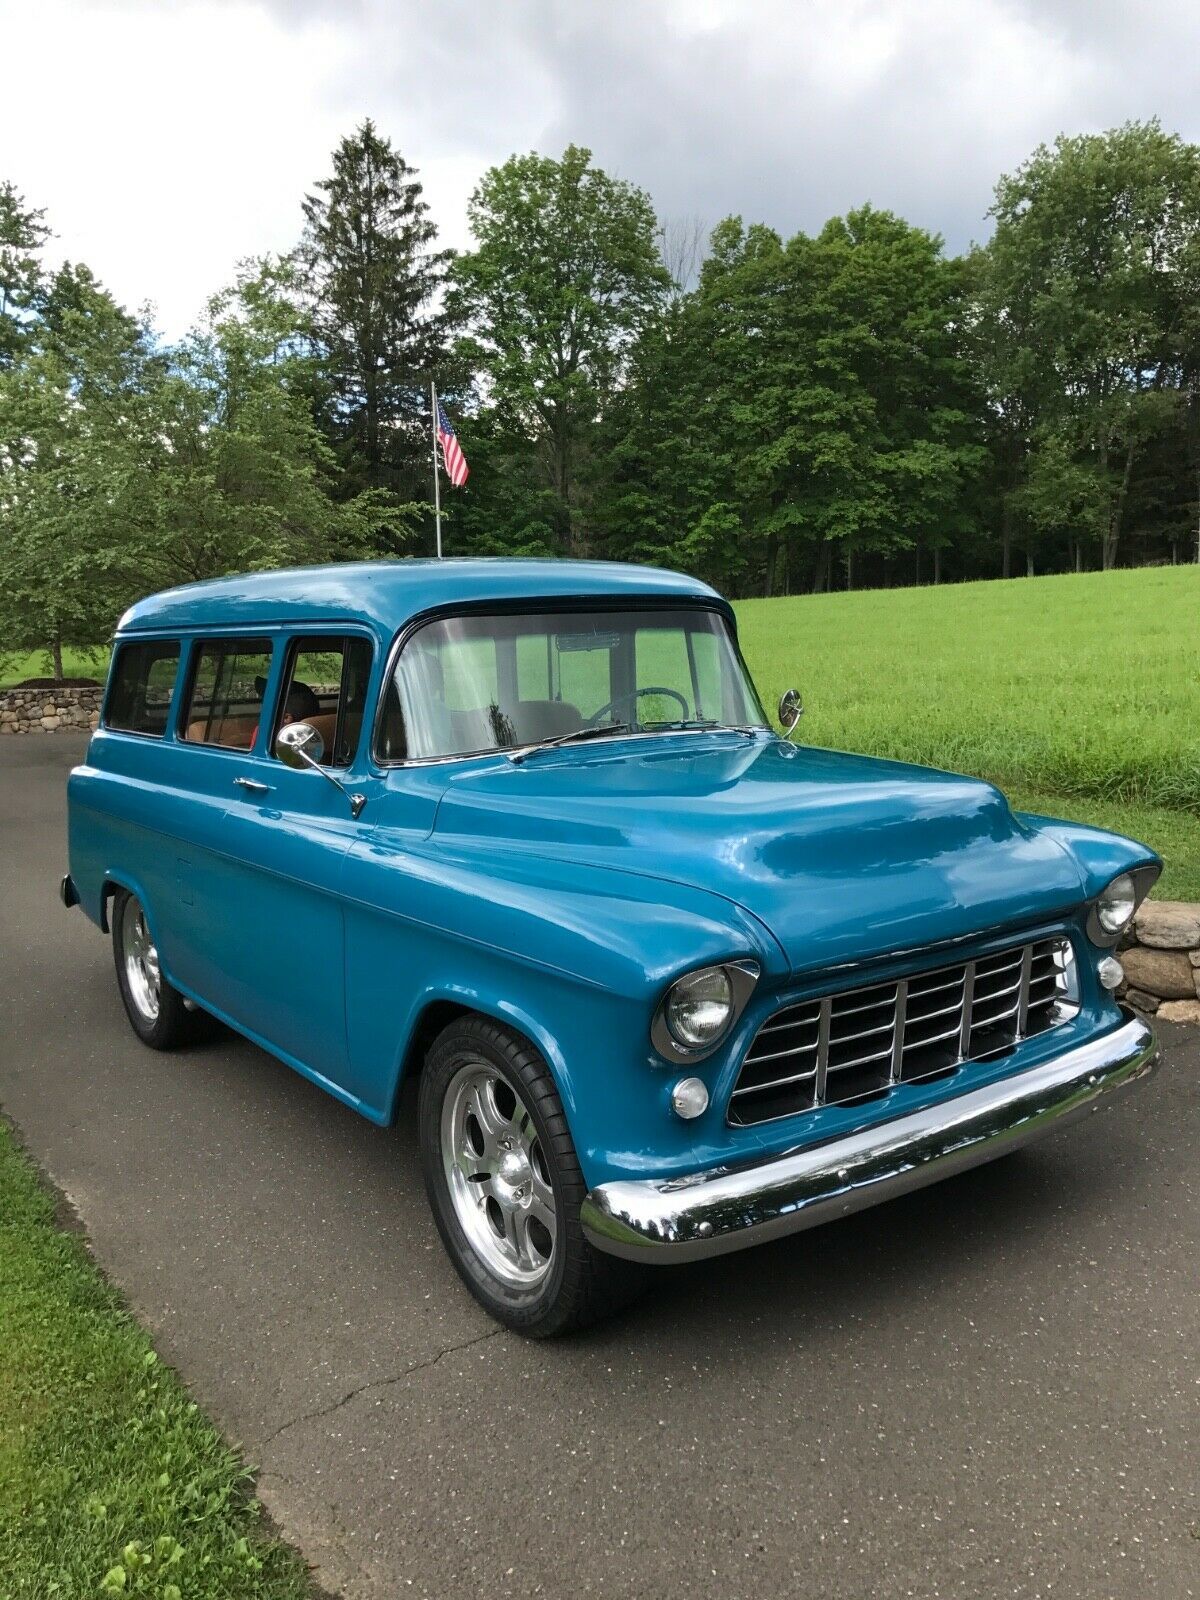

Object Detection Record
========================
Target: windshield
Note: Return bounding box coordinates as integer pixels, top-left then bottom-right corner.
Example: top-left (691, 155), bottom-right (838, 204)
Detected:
top-left (378, 606), bottom-right (768, 761)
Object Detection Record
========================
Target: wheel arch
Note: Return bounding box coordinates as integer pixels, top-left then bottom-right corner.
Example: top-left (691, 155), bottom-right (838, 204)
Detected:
top-left (98, 872), bottom-right (188, 993)
top-left (386, 991), bottom-right (575, 1127)
top-left (100, 870), bottom-right (150, 937)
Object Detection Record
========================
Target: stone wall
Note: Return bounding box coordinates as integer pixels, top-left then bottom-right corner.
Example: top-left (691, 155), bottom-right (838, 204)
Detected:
top-left (0, 685), bottom-right (102, 734)
top-left (1119, 900), bottom-right (1200, 1023)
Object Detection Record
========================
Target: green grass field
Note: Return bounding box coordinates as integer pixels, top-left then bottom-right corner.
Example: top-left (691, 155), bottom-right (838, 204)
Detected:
top-left (734, 566), bottom-right (1200, 898)
top-left (0, 1118), bottom-right (311, 1598)
top-left (1, 647), bottom-right (110, 686)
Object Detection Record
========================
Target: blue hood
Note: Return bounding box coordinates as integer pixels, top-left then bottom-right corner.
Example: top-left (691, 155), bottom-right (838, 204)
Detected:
top-left (431, 735), bottom-right (1088, 975)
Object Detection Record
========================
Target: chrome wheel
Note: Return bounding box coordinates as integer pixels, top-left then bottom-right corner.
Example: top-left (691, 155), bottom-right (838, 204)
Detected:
top-left (120, 895), bottom-right (161, 1024)
top-left (441, 1061), bottom-right (558, 1288)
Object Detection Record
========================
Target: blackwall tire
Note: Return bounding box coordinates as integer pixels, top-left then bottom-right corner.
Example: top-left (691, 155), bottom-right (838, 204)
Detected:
top-left (419, 1015), bottom-right (646, 1337)
top-left (110, 887), bottom-right (204, 1051)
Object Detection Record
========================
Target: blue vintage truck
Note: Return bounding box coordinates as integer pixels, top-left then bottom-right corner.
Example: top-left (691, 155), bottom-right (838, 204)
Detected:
top-left (62, 559), bottom-right (1159, 1334)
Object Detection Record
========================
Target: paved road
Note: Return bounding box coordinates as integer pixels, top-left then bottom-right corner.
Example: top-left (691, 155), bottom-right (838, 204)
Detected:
top-left (1, 733), bottom-right (1196, 1599)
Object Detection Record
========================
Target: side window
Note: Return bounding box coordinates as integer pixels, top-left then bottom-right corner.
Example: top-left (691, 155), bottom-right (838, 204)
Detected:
top-left (272, 635), bottom-right (373, 768)
top-left (181, 639), bottom-right (273, 750)
top-left (104, 641), bottom-right (181, 737)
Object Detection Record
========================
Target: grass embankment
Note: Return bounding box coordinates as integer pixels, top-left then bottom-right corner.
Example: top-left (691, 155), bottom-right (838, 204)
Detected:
top-left (735, 567), bottom-right (1200, 899)
top-left (0, 1118), bottom-right (311, 1598)
top-left (0, 648), bottom-right (110, 687)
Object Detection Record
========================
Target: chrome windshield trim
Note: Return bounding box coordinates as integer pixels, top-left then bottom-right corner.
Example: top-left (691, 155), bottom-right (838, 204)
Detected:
top-left (382, 724), bottom-right (775, 771)
top-left (369, 595), bottom-right (770, 769)
top-left (581, 1012), bottom-right (1158, 1263)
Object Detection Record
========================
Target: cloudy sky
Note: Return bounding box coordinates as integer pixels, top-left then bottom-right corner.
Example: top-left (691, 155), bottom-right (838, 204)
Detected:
top-left (4, 0), bottom-right (1198, 336)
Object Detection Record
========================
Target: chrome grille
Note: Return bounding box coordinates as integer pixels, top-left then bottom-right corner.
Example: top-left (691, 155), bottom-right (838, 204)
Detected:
top-left (729, 937), bottom-right (1077, 1127)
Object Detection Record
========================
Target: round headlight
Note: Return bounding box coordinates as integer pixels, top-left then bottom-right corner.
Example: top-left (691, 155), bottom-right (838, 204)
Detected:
top-left (1096, 872), bottom-right (1137, 935)
top-left (665, 966), bottom-right (734, 1051)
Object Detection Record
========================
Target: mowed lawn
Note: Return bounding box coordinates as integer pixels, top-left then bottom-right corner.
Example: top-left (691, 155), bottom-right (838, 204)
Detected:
top-left (735, 567), bottom-right (1200, 899)
top-left (0, 647), bottom-right (110, 686)
top-left (0, 1118), bottom-right (312, 1597)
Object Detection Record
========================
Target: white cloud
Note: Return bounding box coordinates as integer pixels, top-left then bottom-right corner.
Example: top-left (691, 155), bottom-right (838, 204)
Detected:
top-left (1, 0), bottom-right (1197, 337)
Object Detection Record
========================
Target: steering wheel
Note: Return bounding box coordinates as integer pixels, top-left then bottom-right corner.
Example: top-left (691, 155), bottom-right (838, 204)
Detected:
top-left (585, 686), bottom-right (689, 729)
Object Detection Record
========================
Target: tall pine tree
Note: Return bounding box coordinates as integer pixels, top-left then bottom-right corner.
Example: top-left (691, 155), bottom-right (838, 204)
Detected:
top-left (297, 121), bottom-right (447, 543)
top-left (0, 180), bottom-right (50, 369)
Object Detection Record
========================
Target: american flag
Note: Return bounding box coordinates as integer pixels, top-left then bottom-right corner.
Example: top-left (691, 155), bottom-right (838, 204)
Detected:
top-left (436, 400), bottom-right (470, 488)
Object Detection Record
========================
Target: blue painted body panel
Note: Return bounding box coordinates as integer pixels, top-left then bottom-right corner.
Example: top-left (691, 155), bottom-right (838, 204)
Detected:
top-left (68, 560), bottom-right (1161, 1191)
top-left (116, 558), bottom-right (726, 637)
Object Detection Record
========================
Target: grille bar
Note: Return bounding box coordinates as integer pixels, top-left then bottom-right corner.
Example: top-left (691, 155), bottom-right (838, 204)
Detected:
top-left (889, 978), bottom-right (908, 1085)
top-left (729, 936), bottom-right (1078, 1127)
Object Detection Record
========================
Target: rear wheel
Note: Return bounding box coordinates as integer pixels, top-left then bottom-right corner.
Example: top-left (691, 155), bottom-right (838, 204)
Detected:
top-left (419, 1015), bottom-right (645, 1336)
top-left (111, 887), bottom-right (201, 1050)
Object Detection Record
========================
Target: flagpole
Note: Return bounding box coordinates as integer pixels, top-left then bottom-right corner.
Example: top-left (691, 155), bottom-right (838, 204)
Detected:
top-left (431, 379), bottom-right (443, 559)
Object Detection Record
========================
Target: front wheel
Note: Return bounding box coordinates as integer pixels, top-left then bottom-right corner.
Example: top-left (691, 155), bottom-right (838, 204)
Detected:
top-left (418, 1016), bottom-right (645, 1336)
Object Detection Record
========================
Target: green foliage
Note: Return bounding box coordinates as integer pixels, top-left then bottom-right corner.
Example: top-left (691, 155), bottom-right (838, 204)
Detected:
top-left (596, 207), bottom-right (984, 593)
top-left (0, 179), bottom-right (49, 368)
top-left (440, 408), bottom-right (561, 558)
top-left (0, 645), bottom-right (108, 687)
top-left (0, 246), bottom-right (413, 669)
top-left (0, 262), bottom-right (161, 670)
top-left (297, 119), bottom-right (447, 531)
top-left (981, 120), bottom-right (1200, 570)
top-left (0, 1118), bottom-right (311, 1597)
top-left (451, 144), bottom-right (669, 552)
top-left (142, 256), bottom-right (411, 586)
top-left (5, 118), bottom-right (1200, 665)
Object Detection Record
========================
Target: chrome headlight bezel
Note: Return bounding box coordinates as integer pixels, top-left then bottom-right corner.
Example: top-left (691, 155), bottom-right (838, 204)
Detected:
top-left (1086, 864), bottom-right (1160, 947)
top-left (651, 961), bottom-right (759, 1064)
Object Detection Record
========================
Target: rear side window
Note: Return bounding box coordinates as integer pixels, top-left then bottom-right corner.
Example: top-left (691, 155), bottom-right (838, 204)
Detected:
top-left (181, 639), bottom-right (273, 751)
top-left (104, 641), bottom-right (181, 737)
top-left (271, 635), bottom-right (373, 767)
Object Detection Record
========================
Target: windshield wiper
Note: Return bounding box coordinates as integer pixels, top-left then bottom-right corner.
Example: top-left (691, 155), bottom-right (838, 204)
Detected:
top-left (641, 718), bottom-right (765, 737)
top-left (507, 721), bottom-right (633, 765)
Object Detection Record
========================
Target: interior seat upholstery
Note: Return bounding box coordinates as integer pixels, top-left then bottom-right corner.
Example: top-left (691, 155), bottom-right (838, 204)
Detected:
top-left (299, 710), bottom-right (361, 764)
top-left (185, 715), bottom-right (259, 749)
top-left (449, 705), bottom-right (514, 751)
top-left (510, 699), bottom-right (583, 743)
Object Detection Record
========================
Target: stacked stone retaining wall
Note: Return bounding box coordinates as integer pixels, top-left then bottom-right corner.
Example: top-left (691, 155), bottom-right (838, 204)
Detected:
top-left (0, 685), bottom-right (102, 734)
top-left (1119, 900), bottom-right (1200, 1023)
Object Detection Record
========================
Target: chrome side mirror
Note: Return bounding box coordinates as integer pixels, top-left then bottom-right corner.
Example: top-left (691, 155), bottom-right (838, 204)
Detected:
top-left (274, 722), bottom-right (367, 819)
top-left (777, 688), bottom-right (804, 742)
top-left (276, 720), bottom-right (325, 769)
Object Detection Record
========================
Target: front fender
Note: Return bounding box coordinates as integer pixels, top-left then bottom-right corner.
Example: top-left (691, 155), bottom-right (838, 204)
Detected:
top-left (340, 835), bottom-right (785, 1187)
top-left (1015, 813), bottom-right (1162, 913)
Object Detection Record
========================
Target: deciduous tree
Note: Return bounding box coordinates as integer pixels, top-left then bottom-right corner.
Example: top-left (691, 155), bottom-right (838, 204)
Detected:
top-left (983, 121), bottom-right (1200, 569)
top-left (451, 145), bottom-right (669, 553)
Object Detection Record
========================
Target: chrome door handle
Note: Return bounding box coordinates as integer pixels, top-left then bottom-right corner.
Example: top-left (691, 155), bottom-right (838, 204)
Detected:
top-left (233, 776), bottom-right (272, 795)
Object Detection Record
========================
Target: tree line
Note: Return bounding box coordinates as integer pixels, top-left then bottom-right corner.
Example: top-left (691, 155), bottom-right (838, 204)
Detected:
top-left (2, 117), bottom-right (1199, 674)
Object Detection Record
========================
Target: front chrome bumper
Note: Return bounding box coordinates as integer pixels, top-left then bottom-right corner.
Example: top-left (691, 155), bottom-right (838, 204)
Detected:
top-left (581, 1011), bottom-right (1158, 1263)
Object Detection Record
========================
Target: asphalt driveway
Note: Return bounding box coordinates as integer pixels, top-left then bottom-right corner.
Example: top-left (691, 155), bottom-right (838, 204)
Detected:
top-left (1, 732), bottom-right (1196, 1599)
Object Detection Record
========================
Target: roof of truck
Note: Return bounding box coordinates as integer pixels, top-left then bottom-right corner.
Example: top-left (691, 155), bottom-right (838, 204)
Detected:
top-left (115, 559), bottom-right (726, 636)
